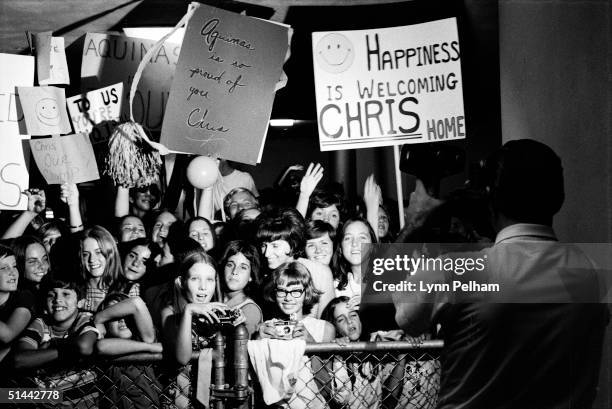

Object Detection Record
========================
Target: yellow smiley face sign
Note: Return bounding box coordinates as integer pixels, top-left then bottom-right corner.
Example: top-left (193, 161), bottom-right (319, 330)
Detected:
top-left (315, 33), bottom-right (355, 74)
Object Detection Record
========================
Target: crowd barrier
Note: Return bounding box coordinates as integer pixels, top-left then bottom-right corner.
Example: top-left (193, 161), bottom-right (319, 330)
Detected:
top-left (4, 335), bottom-right (443, 409)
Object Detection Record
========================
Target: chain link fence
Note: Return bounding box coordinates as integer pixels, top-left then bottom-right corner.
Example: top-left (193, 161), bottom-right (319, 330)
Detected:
top-left (4, 340), bottom-right (442, 409)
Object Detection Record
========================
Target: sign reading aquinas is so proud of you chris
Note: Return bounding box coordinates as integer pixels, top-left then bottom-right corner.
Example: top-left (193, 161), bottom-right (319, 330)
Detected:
top-left (312, 18), bottom-right (465, 151)
top-left (161, 4), bottom-right (289, 165)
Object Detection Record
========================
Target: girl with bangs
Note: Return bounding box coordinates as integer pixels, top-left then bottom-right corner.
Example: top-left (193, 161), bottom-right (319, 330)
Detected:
top-left (257, 262), bottom-right (335, 409)
top-left (255, 207), bottom-right (334, 318)
top-left (79, 226), bottom-right (122, 313)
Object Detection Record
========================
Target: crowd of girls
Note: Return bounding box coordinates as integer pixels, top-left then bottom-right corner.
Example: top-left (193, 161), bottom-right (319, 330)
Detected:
top-left (0, 160), bottom-right (488, 408)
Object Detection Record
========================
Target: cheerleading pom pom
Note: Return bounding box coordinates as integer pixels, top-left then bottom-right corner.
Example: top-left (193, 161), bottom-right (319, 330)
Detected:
top-left (187, 156), bottom-right (218, 189)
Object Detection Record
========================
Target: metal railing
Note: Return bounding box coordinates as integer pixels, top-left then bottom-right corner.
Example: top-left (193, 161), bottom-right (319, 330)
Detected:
top-left (4, 339), bottom-right (443, 409)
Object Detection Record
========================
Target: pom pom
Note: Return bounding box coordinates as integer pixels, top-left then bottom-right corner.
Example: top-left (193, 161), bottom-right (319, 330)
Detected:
top-left (104, 122), bottom-right (162, 188)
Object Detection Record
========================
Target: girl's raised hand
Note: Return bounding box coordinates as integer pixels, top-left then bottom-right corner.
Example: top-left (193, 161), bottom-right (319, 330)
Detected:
top-left (300, 163), bottom-right (324, 196)
top-left (363, 174), bottom-right (382, 209)
top-left (60, 183), bottom-right (79, 206)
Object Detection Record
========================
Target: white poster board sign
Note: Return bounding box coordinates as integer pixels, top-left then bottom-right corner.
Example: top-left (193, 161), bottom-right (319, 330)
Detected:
top-left (312, 18), bottom-right (465, 151)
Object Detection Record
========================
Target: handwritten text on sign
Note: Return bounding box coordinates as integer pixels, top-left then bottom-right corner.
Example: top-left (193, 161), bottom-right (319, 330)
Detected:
top-left (0, 53), bottom-right (34, 139)
top-left (30, 134), bottom-right (100, 184)
top-left (81, 33), bottom-right (180, 132)
top-left (161, 4), bottom-right (289, 164)
top-left (312, 18), bottom-right (465, 151)
top-left (0, 137), bottom-right (29, 210)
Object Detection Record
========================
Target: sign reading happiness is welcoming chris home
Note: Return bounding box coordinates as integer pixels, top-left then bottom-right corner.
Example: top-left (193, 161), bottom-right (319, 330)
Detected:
top-left (312, 18), bottom-right (465, 151)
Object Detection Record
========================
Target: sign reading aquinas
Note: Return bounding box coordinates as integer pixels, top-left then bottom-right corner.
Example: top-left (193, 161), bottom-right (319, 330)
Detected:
top-left (161, 4), bottom-right (289, 165)
top-left (312, 18), bottom-right (465, 151)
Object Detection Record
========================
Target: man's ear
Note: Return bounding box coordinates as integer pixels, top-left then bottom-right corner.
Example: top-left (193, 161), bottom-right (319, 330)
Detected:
top-left (129, 196), bottom-right (134, 204)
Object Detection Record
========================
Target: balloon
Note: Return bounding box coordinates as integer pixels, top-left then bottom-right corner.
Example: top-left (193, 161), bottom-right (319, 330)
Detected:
top-left (187, 156), bottom-right (218, 189)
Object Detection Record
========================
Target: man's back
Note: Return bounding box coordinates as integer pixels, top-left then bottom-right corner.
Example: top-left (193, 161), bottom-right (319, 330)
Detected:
top-left (435, 228), bottom-right (609, 409)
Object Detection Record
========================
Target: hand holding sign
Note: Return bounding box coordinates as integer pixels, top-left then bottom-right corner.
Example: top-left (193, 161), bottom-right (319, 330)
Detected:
top-left (60, 183), bottom-right (79, 206)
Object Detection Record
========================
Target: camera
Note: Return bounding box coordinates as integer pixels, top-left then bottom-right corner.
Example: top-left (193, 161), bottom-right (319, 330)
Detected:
top-left (274, 320), bottom-right (297, 339)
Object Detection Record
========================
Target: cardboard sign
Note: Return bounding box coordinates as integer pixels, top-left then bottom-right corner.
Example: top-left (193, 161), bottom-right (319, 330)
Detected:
top-left (30, 133), bottom-right (100, 184)
top-left (67, 82), bottom-right (123, 144)
top-left (81, 33), bottom-right (180, 132)
top-left (312, 18), bottom-right (465, 151)
top-left (17, 86), bottom-right (72, 136)
top-left (161, 4), bottom-right (289, 165)
top-left (34, 32), bottom-right (70, 85)
top-left (0, 53), bottom-right (35, 138)
top-left (0, 137), bottom-right (29, 210)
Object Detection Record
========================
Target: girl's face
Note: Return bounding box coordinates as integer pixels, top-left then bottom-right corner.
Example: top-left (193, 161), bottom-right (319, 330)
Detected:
top-left (224, 252), bottom-right (251, 293)
top-left (261, 239), bottom-right (292, 270)
top-left (189, 220), bottom-right (215, 251)
top-left (184, 262), bottom-right (216, 304)
top-left (311, 205), bottom-right (340, 229)
top-left (341, 221), bottom-right (372, 267)
top-left (275, 277), bottom-right (305, 317)
top-left (42, 228), bottom-right (61, 253)
top-left (106, 300), bottom-right (133, 339)
top-left (377, 207), bottom-right (390, 238)
top-left (332, 302), bottom-right (362, 341)
top-left (305, 233), bottom-right (333, 266)
top-left (119, 216), bottom-right (146, 243)
top-left (82, 238), bottom-right (107, 279)
top-left (0, 255), bottom-right (18, 292)
top-left (152, 212), bottom-right (177, 246)
top-left (24, 243), bottom-right (50, 283)
top-left (123, 245), bottom-right (151, 282)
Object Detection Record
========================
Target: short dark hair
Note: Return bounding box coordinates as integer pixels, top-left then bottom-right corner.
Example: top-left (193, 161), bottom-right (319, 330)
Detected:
top-left (484, 139), bottom-right (564, 224)
top-left (41, 278), bottom-right (84, 300)
top-left (305, 220), bottom-right (336, 242)
top-left (255, 208), bottom-right (306, 258)
top-left (0, 244), bottom-right (15, 260)
top-left (321, 295), bottom-right (351, 324)
top-left (307, 190), bottom-right (345, 221)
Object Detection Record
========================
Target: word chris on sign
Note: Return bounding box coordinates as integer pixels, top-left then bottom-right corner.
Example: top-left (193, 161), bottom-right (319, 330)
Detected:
top-left (81, 33), bottom-right (180, 132)
top-left (30, 133), bottom-right (100, 184)
top-left (161, 4), bottom-right (289, 165)
top-left (312, 18), bottom-right (465, 151)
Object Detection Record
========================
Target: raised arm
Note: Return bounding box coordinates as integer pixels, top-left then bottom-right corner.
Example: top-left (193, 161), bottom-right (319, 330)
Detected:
top-left (296, 163), bottom-right (324, 218)
top-left (1, 189), bottom-right (46, 239)
top-left (114, 186), bottom-right (130, 217)
top-left (363, 174), bottom-right (382, 241)
top-left (60, 183), bottom-right (83, 233)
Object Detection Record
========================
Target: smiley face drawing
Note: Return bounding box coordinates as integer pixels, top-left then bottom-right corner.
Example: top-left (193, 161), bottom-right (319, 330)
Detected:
top-left (315, 33), bottom-right (355, 74)
top-left (35, 98), bottom-right (61, 126)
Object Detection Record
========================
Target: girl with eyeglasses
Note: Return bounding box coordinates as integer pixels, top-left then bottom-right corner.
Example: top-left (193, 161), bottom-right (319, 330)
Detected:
top-left (257, 261), bottom-right (335, 408)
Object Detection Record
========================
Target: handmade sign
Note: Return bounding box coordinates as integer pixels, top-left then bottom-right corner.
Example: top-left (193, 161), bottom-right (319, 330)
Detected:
top-left (34, 32), bottom-right (70, 85)
top-left (67, 83), bottom-right (123, 144)
top-left (81, 33), bottom-right (180, 132)
top-left (161, 4), bottom-right (290, 165)
top-left (0, 53), bottom-right (35, 138)
top-left (30, 133), bottom-right (100, 184)
top-left (312, 17), bottom-right (465, 151)
top-left (0, 137), bottom-right (29, 210)
top-left (17, 86), bottom-right (72, 136)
